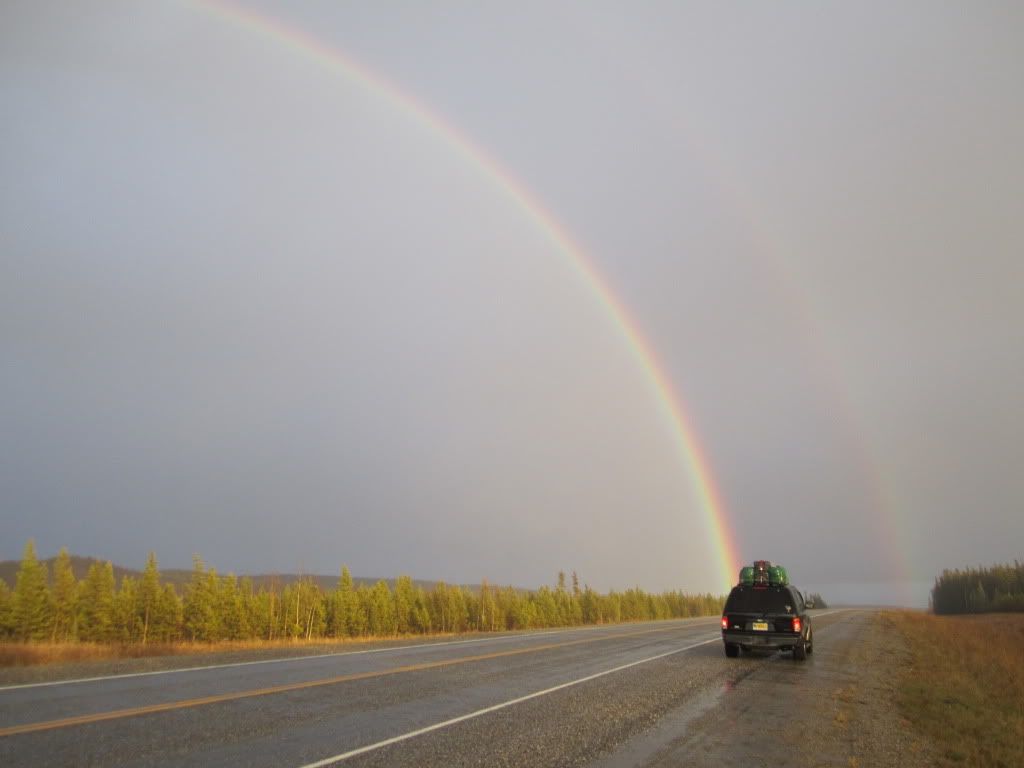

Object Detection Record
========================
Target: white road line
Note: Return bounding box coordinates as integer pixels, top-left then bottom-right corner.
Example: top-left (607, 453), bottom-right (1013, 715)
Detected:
top-left (296, 635), bottom-right (722, 768)
top-left (296, 609), bottom-right (854, 767)
top-left (0, 618), bottom-right (718, 692)
top-left (810, 609), bottom-right (850, 619)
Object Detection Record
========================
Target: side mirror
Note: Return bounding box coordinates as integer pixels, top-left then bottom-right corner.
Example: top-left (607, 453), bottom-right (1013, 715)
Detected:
top-left (805, 600), bottom-right (814, 609)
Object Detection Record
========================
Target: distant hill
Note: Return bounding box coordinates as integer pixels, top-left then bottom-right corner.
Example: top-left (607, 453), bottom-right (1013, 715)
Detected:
top-left (0, 555), bottom-right (444, 594)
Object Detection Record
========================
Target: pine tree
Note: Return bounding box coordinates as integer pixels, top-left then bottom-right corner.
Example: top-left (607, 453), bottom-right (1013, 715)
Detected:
top-left (113, 576), bottom-right (140, 642)
top-left (431, 582), bottom-right (450, 632)
top-left (368, 580), bottom-right (396, 636)
top-left (155, 584), bottom-right (183, 642)
top-left (78, 561), bottom-right (115, 642)
top-left (13, 539), bottom-right (52, 640)
top-left (0, 580), bottom-right (14, 639)
top-left (446, 585), bottom-right (468, 633)
top-left (326, 567), bottom-right (350, 638)
top-left (183, 556), bottom-right (219, 642)
top-left (411, 587), bottom-right (431, 633)
top-left (50, 548), bottom-right (78, 641)
top-left (351, 584), bottom-right (371, 636)
top-left (534, 586), bottom-right (558, 627)
top-left (219, 574), bottom-right (250, 640)
top-left (338, 566), bottom-right (359, 637)
top-left (394, 576), bottom-right (414, 634)
top-left (138, 552), bottom-right (161, 644)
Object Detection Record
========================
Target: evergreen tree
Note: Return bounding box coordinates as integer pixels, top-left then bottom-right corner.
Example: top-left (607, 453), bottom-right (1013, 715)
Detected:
top-left (219, 574), bottom-right (250, 640)
top-left (534, 586), bottom-right (558, 627)
top-left (368, 580), bottom-right (396, 636)
top-left (431, 582), bottom-right (450, 632)
top-left (351, 584), bottom-right (370, 636)
top-left (0, 580), bottom-right (14, 639)
top-left (411, 587), bottom-right (432, 633)
top-left (329, 566), bottom-right (356, 638)
top-left (50, 548), bottom-right (78, 641)
top-left (394, 576), bottom-right (414, 635)
top-left (113, 576), bottom-right (140, 642)
top-left (446, 585), bottom-right (468, 632)
top-left (183, 556), bottom-right (219, 641)
top-left (78, 561), bottom-right (115, 642)
top-left (155, 584), bottom-right (183, 642)
top-left (339, 569), bottom-right (360, 638)
top-left (138, 552), bottom-right (161, 644)
top-left (13, 539), bottom-right (52, 640)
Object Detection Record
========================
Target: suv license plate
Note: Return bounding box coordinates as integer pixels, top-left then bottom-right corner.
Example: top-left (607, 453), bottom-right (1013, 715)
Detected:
top-left (752, 621), bottom-right (769, 631)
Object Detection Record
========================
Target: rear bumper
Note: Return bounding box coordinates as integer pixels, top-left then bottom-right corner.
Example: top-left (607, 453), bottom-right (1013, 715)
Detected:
top-left (723, 630), bottom-right (801, 649)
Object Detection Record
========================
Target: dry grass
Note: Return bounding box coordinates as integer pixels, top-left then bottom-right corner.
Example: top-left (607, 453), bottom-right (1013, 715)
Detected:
top-left (886, 611), bottom-right (1024, 768)
top-left (0, 633), bottom-right (462, 668)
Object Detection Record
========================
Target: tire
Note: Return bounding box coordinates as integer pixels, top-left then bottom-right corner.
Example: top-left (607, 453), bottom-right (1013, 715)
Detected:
top-left (724, 642), bottom-right (740, 658)
top-left (793, 640), bottom-right (807, 661)
top-left (807, 627), bottom-right (814, 655)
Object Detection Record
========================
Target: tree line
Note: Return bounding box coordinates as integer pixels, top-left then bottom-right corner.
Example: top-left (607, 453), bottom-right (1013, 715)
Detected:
top-left (0, 540), bottom-right (726, 643)
top-left (930, 561), bottom-right (1024, 615)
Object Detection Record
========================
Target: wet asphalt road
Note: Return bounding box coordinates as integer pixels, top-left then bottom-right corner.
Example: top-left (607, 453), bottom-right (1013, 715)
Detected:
top-left (0, 610), bottom-right (856, 767)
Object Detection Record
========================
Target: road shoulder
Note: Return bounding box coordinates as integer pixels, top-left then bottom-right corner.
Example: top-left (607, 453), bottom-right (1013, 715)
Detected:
top-left (595, 610), bottom-right (937, 768)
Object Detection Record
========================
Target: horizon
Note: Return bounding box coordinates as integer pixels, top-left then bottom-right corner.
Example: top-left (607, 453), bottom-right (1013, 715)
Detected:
top-left (0, 541), bottom-right (954, 608)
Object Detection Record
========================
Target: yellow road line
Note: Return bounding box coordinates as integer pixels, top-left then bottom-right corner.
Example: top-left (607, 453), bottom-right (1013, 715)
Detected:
top-left (0, 623), bottom-right (708, 738)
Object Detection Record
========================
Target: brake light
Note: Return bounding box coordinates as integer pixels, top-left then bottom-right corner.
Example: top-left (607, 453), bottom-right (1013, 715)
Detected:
top-left (792, 617), bottom-right (802, 633)
top-left (721, 616), bottom-right (729, 630)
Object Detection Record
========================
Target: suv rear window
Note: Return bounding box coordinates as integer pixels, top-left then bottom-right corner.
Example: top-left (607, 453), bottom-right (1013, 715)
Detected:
top-left (725, 586), bottom-right (794, 613)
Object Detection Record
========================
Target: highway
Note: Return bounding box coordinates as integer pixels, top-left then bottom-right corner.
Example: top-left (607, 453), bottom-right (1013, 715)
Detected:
top-left (0, 610), bottom-right (860, 767)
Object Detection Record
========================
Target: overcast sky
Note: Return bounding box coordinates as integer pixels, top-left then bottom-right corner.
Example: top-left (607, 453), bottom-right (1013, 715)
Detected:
top-left (2, 1), bottom-right (1021, 600)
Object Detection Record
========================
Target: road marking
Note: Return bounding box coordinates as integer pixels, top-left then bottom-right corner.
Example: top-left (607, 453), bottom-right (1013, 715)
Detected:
top-left (0, 618), bottom-right (716, 692)
top-left (297, 635), bottom-right (722, 767)
top-left (810, 609), bottom-right (849, 619)
top-left (295, 610), bottom-right (854, 767)
top-left (0, 623), bottom-right (710, 738)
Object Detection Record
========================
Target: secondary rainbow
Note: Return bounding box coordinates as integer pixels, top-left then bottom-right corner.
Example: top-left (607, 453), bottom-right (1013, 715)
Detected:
top-left (196, 0), bottom-right (741, 590)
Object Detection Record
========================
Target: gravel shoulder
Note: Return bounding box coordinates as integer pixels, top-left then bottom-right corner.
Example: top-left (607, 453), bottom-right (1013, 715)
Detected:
top-left (594, 609), bottom-right (938, 768)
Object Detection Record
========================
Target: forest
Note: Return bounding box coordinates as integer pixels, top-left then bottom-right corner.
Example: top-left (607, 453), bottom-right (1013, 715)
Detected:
top-left (930, 561), bottom-right (1024, 614)
top-left (0, 540), bottom-right (726, 644)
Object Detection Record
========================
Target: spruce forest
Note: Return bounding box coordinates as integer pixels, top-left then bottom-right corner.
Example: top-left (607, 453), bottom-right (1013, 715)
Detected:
top-left (929, 561), bottom-right (1024, 614)
top-left (0, 540), bottom-right (726, 644)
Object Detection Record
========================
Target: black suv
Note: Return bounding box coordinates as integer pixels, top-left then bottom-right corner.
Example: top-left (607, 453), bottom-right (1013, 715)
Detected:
top-left (721, 583), bottom-right (814, 660)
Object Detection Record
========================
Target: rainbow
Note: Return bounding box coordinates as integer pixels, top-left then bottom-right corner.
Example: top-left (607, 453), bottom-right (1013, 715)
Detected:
top-left (195, 0), bottom-right (741, 590)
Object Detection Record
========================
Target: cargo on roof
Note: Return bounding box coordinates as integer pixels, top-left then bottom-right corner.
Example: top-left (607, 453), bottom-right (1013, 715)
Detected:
top-left (738, 560), bottom-right (789, 586)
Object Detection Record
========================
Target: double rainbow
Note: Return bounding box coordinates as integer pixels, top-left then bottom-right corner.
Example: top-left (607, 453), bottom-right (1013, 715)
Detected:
top-left (197, 1), bottom-right (740, 590)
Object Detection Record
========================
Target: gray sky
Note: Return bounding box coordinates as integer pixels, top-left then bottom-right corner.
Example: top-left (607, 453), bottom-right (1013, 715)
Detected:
top-left (2, 1), bottom-right (1022, 600)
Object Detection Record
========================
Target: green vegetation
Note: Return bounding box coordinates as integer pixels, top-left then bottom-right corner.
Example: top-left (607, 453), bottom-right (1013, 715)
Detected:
top-left (930, 561), bottom-right (1024, 615)
top-left (888, 611), bottom-right (1024, 768)
top-left (0, 540), bottom-right (724, 646)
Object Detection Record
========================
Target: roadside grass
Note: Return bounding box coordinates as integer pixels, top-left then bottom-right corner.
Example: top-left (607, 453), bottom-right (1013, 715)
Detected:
top-left (0, 633), bottom-right (462, 668)
top-left (0, 616), bottom-right (697, 668)
top-left (886, 611), bottom-right (1024, 768)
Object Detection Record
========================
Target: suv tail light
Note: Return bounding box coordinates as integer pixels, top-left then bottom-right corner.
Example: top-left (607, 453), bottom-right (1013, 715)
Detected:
top-left (721, 616), bottom-right (729, 630)
top-left (792, 616), bottom-right (802, 633)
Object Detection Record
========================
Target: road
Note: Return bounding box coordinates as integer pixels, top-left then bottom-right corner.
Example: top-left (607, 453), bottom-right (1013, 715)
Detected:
top-left (1, 610), bottom-right (916, 767)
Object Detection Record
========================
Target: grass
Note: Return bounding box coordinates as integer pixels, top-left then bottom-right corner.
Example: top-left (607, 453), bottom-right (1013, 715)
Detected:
top-left (886, 611), bottom-right (1024, 768)
top-left (0, 633), bottom-right (463, 668)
